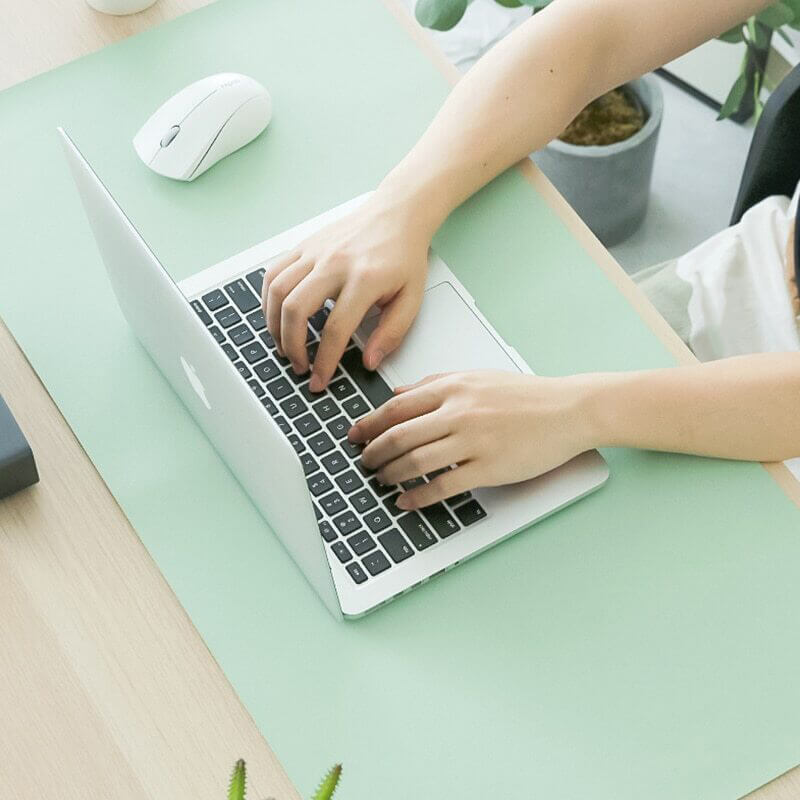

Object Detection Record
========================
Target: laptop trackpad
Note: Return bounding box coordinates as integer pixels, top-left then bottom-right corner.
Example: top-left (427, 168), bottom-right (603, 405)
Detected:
top-left (360, 281), bottom-right (520, 387)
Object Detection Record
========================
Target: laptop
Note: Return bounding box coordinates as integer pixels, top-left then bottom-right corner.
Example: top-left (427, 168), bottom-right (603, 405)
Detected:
top-left (59, 128), bottom-right (609, 619)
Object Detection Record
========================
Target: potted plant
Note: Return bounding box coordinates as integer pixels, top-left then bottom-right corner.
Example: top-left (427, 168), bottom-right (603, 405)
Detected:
top-left (227, 759), bottom-right (341, 800)
top-left (414, 0), bottom-right (663, 245)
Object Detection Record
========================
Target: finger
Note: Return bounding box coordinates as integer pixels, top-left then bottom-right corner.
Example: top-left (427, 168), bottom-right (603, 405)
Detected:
top-left (362, 284), bottom-right (423, 370)
top-left (349, 388), bottom-right (441, 444)
top-left (393, 372), bottom-right (450, 395)
top-left (280, 273), bottom-right (338, 375)
top-left (265, 259), bottom-right (313, 353)
top-left (376, 436), bottom-right (457, 487)
top-left (361, 411), bottom-right (450, 471)
top-left (261, 249), bottom-right (301, 309)
top-left (397, 463), bottom-right (477, 511)
top-left (309, 286), bottom-right (374, 391)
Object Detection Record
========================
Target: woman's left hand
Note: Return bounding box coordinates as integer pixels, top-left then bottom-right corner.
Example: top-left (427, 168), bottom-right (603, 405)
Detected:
top-left (348, 370), bottom-right (597, 510)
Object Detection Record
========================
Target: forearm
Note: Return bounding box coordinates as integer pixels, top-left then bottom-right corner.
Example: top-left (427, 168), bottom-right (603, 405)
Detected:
top-left (580, 353), bottom-right (800, 462)
top-left (379, 0), bottom-right (770, 237)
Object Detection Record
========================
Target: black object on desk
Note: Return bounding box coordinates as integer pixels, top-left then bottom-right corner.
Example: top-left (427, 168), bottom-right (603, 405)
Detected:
top-left (0, 394), bottom-right (39, 498)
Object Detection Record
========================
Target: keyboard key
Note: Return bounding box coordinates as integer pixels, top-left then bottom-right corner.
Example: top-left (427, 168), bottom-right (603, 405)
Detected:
top-left (202, 289), bottom-right (227, 311)
top-left (319, 519), bottom-right (337, 542)
top-left (261, 397), bottom-right (279, 416)
top-left (349, 489), bottom-right (377, 514)
top-left (321, 451), bottom-right (348, 475)
top-left (241, 342), bottom-right (268, 364)
top-left (421, 503), bottom-right (460, 538)
top-left (313, 503), bottom-right (321, 521)
top-left (228, 323), bottom-right (254, 347)
top-left (273, 415), bottom-right (291, 435)
top-left (329, 377), bottom-right (356, 401)
top-left (355, 458), bottom-right (373, 477)
top-left (427, 467), bottom-right (451, 480)
top-left (280, 395), bottom-right (308, 419)
top-left (369, 477), bottom-right (394, 497)
top-left (234, 362), bottom-right (252, 379)
top-left (215, 307), bottom-right (241, 329)
top-left (246, 268), bottom-right (266, 296)
top-left (378, 529), bottom-right (414, 563)
top-left (326, 416), bottom-right (350, 440)
top-left (364, 508), bottom-right (392, 534)
top-left (287, 434), bottom-right (305, 454)
top-left (299, 382), bottom-right (323, 403)
top-left (309, 306), bottom-right (329, 332)
top-left (340, 348), bottom-right (393, 409)
top-left (209, 325), bottom-right (225, 344)
top-left (308, 432), bottom-right (335, 456)
top-left (340, 439), bottom-right (362, 459)
top-left (307, 474), bottom-right (333, 497)
top-left (300, 452), bottom-right (318, 476)
top-left (335, 469), bottom-right (363, 494)
top-left (401, 476), bottom-right (426, 490)
top-left (454, 499), bottom-right (487, 527)
top-left (333, 511), bottom-right (361, 536)
top-left (331, 541), bottom-right (352, 563)
top-left (246, 309), bottom-right (266, 331)
top-left (221, 343), bottom-right (237, 361)
top-left (362, 550), bottom-right (391, 576)
top-left (346, 561), bottom-right (368, 584)
top-left (247, 380), bottom-right (265, 398)
top-left (306, 326), bottom-right (316, 344)
top-left (445, 491), bottom-right (472, 507)
top-left (312, 397), bottom-right (339, 421)
top-left (266, 377), bottom-right (293, 400)
top-left (320, 491), bottom-right (347, 517)
top-left (347, 530), bottom-right (377, 556)
top-left (287, 366), bottom-right (309, 384)
top-left (294, 413), bottom-right (322, 437)
top-left (191, 299), bottom-right (212, 325)
top-left (254, 359), bottom-right (280, 382)
top-left (260, 330), bottom-right (276, 349)
top-left (307, 340), bottom-right (319, 364)
top-left (398, 513), bottom-right (436, 550)
top-left (341, 395), bottom-right (369, 419)
top-left (225, 278), bottom-right (260, 313)
top-left (383, 493), bottom-right (405, 517)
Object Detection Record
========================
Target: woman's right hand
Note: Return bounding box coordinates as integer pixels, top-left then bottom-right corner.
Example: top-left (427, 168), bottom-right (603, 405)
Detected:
top-left (261, 190), bottom-right (432, 392)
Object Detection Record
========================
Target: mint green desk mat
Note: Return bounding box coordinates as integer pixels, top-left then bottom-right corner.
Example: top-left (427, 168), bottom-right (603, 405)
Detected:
top-left (2, 1), bottom-right (800, 797)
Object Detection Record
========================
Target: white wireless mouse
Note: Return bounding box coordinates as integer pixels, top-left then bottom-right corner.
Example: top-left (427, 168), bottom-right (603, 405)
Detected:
top-left (133, 73), bottom-right (272, 181)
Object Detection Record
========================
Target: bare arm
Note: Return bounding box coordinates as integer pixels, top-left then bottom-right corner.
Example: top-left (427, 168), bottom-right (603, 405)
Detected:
top-left (351, 353), bottom-right (800, 510)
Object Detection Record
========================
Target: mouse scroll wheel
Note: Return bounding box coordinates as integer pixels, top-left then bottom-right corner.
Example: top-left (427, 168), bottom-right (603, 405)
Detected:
top-left (160, 125), bottom-right (181, 148)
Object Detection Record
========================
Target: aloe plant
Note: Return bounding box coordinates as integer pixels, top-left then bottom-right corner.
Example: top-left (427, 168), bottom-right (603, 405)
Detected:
top-left (227, 759), bottom-right (341, 800)
top-left (414, 0), bottom-right (800, 122)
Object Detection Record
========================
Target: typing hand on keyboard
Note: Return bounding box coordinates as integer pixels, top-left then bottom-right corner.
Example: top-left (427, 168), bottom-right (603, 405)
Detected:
top-left (259, 193), bottom-right (431, 392)
top-left (349, 370), bottom-right (594, 511)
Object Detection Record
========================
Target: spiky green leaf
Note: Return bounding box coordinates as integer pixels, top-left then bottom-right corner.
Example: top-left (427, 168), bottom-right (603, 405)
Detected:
top-left (228, 760), bottom-right (246, 800)
top-left (718, 25), bottom-right (745, 43)
top-left (414, 0), bottom-right (468, 31)
top-left (517, 0), bottom-right (554, 7)
top-left (494, 0), bottom-right (524, 7)
top-left (718, 69), bottom-right (749, 120)
top-left (756, 2), bottom-right (795, 29)
top-left (311, 764), bottom-right (342, 800)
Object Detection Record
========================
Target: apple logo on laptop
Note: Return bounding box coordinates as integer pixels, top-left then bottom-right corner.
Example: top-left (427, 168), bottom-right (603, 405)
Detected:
top-left (181, 356), bottom-right (211, 410)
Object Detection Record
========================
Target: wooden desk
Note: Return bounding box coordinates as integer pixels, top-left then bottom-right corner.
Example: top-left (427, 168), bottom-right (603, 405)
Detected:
top-left (0, 2), bottom-right (798, 798)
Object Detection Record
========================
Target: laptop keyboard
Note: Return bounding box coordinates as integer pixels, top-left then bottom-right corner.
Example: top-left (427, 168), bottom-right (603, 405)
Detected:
top-left (190, 266), bottom-right (487, 586)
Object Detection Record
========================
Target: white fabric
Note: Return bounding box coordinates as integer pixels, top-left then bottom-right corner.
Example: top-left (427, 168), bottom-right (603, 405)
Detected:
top-left (672, 186), bottom-right (800, 480)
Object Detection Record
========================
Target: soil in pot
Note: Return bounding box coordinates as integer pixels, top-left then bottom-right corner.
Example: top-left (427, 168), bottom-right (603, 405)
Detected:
top-left (559, 87), bottom-right (646, 146)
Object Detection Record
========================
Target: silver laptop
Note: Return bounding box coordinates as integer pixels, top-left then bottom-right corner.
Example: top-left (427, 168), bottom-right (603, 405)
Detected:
top-left (60, 128), bottom-right (609, 620)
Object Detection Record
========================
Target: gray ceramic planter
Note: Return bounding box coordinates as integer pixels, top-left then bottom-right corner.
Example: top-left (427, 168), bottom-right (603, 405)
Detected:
top-left (532, 74), bottom-right (663, 246)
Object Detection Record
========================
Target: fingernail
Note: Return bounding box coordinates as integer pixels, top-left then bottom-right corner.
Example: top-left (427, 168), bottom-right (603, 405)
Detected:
top-left (367, 349), bottom-right (384, 370)
top-left (396, 494), bottom-right (410, 510)
top-left (309, 375), bottom-right (323, 393)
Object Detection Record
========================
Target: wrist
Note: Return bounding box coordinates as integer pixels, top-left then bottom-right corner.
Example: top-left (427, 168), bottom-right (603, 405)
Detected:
top-left (567, 371), bottom-right (632, 450)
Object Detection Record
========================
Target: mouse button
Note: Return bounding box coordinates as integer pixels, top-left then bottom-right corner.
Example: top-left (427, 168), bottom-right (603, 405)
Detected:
top-left (160, 125), bottom-right (181, 148)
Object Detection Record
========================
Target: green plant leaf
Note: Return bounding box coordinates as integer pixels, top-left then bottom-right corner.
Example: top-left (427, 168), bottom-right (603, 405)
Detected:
top-left (718, 69), bottom-right (749, 120)
top-left (415, 0), bottom-right (468, 30)
top-left (517, 0), bottom-right (554, 7)
top-left (718, 25), bottom-right (745, 43)
top-left (494, 0), bottom-right (524, 6)
top-left (311, 764), bottom-right (342, 800)
top-left (782, 0), bottom-right (800, 15)
top-left (228, 760), bottom-right (246, 800)
top-left (756, 2), bottom-right (795, 29)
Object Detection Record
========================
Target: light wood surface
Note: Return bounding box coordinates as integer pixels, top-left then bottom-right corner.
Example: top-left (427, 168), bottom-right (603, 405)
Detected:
top-left (1, 1), bottom-right (798, 798)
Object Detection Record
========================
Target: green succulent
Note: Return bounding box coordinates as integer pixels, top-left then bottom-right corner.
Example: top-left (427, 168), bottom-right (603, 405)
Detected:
top-left (227, 759), bottom-right (341, 800)
top-left (413, 0), bottom-right (800, 122)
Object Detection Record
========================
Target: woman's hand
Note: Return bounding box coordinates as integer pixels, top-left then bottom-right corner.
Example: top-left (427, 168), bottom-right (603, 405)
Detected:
top-left (348, 370), bottom-right (597, 510)
top-left (261, 190), bottom-right (433, 392)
